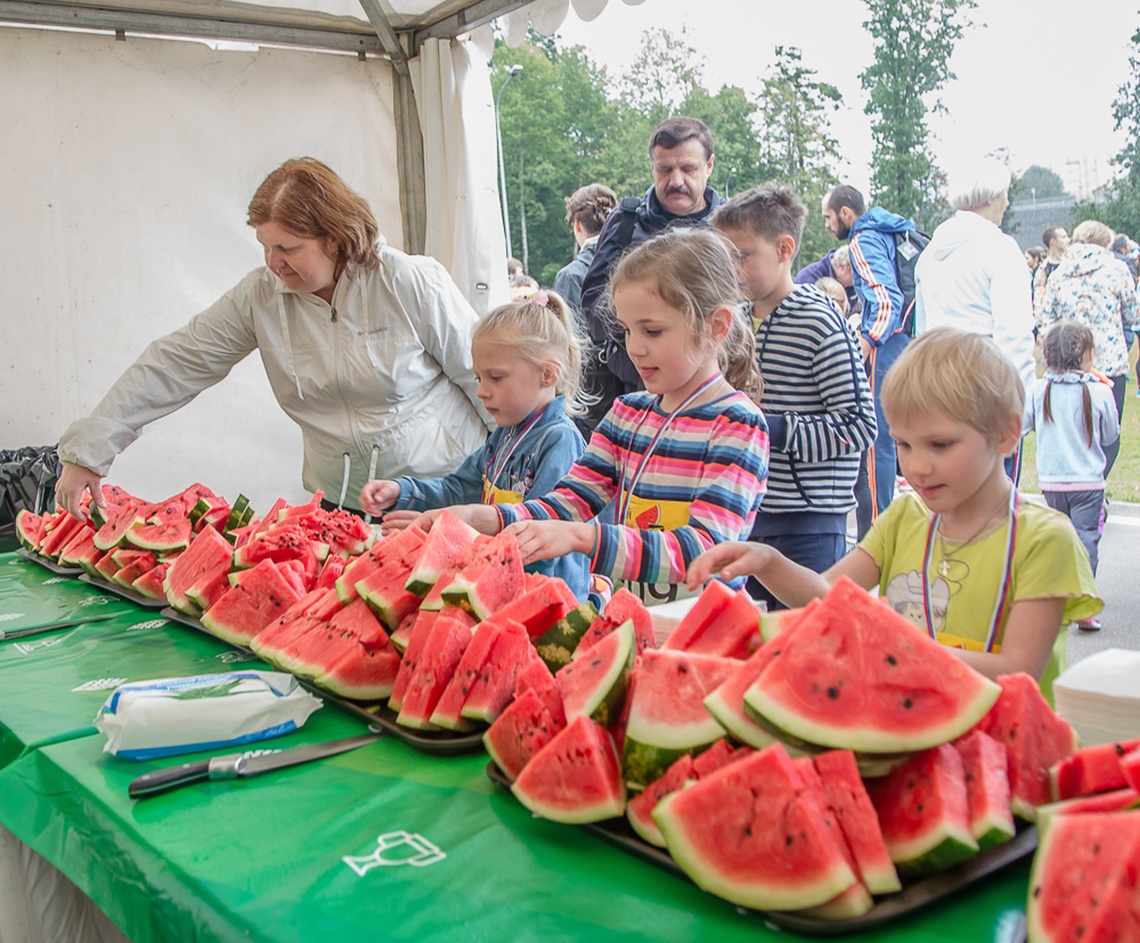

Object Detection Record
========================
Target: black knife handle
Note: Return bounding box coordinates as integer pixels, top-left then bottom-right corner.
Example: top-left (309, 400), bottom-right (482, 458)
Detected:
top-left (129, 759), bottom-right (211, 799)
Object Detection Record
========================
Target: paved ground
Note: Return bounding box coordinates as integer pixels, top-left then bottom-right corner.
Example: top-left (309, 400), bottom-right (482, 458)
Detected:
top-left (1068, 497), bottom-right (1140, 665)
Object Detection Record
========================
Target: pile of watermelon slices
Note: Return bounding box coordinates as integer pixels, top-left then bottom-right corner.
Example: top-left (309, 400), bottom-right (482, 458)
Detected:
top-left (490, 576), bottom-right (1102, 921)
top-left (1027, 740), bottom-right (1140, 943)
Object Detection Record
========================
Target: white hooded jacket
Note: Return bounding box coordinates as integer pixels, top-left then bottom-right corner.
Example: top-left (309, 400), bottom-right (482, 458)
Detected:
top-left (58, 242), bottom-right (494, 504)
top-left (914, 210), bottom-right (1036, 391)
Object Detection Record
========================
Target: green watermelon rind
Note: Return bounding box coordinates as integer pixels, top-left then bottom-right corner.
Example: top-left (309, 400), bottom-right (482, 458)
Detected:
top-left (622, 737), bottom-right (719, 792)
top-left (559, 620), bottom-right (636, 728)
top-left (890, 825), bottom-right (979, 878)
top-left (532, 603), bottom-right (597, 672)
top-left (703, 687), bottom-right (780, 751)
top-left (743, 678), bottom-right (1000, 755)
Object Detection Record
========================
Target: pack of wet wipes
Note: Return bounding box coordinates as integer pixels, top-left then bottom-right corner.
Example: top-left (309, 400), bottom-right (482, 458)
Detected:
top-left (95, 671), bottom-right (322, 760)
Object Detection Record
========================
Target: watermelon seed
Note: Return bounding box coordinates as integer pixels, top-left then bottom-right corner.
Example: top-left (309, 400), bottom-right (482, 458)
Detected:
top-left (903, 697), bottom-right (913, 709)
top-left (886, 654), bottom-right (897, 666)
top-left (827, 686), bottom-right (839, 699)
top-left (1033, 885), bottom-right (1042, 898)
top-left (785, 835), bottom-right (794, 846)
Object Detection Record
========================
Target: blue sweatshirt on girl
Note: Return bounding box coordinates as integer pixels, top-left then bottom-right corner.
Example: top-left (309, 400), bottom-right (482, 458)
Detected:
top-left (1023, 372), bottom-right (1120, 487)
top-left (392, 395), bottom-right (590, 598)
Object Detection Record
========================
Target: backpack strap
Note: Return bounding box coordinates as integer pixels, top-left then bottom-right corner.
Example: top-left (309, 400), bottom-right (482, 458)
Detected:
top-left (616, 196), bottom-right (642, 250)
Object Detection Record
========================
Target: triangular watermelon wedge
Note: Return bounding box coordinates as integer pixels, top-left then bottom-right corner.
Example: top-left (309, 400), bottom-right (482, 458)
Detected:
top-left (200, 560), bottom-right (303, 646)
top-left (405, 509), bottom-right (479, 596)
top-left (743, 577), bottom-right (1001, 755)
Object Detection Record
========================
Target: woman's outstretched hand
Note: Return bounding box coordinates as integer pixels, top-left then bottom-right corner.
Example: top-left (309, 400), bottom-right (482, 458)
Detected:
top-left (55, 462), bottom-right (104, 522)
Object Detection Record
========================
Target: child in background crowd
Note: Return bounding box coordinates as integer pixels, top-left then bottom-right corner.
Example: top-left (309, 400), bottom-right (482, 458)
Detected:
top-left (508, 274), bottom-right (540, 302)
top-left (359, 292), bottom-right (590, 598)
top-left (417, 228), bottom-right (769, 605)
top-left (688, 328), bottom-right (1100, 700)
top-left (1023, 322), bottom-right (1119, 631)
top-left (814, 276), bottom-right (850, 317)
top-left (712, 185), bottom-right (877, 610)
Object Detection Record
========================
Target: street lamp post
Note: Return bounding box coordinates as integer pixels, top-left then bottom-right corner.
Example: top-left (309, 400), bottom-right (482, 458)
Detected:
top-left (495, 65), bottom-right (523, 260)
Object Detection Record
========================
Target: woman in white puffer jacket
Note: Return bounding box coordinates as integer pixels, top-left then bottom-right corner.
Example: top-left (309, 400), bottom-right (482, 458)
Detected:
top-left (56, 158), bottom-right (493, 518)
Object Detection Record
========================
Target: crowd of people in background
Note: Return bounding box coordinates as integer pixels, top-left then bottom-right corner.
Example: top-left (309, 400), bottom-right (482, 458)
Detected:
top-left (495, 116), bottom-right (1131, 653)
top-left (59, 115), bottom-right (1125, 695)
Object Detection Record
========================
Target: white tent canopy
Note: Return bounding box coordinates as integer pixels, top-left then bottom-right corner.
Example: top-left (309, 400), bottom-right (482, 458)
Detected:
top-left (0, 0), bottom-right (643, 511)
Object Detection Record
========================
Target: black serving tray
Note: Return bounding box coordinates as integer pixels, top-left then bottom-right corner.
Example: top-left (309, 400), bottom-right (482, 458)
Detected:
top-left (485, 761), bottom-right (1037, 937)
top-left (79, 572), bottom-right (168, 609)
top-left (160, 607), bottom-right (486, 757)
top-left (16, 547), bottom-right (84, 576)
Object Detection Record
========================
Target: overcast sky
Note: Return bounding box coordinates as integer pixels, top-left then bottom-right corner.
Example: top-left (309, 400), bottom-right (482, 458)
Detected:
top-left (554, 0), bottom-right (1137, 199)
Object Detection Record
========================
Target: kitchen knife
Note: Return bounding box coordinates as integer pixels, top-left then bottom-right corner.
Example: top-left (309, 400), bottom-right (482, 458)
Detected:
top-left (128, 730), bottom-right (384, 799)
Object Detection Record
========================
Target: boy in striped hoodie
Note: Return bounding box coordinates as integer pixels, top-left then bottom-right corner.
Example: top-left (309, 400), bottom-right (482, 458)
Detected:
top-left (713, 185), bottom-right (878, 610)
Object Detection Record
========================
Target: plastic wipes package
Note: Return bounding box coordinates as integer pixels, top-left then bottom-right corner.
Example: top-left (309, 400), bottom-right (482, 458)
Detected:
top-left (95, 671), bottom-right (322, 760)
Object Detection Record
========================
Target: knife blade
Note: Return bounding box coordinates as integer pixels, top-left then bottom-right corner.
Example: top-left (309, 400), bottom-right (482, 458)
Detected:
top-left (128, 730), bottom-right (384, 799)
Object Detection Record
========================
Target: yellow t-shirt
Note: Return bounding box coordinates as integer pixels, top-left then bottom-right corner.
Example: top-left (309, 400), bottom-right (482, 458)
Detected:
top-left (860, 494), bottom-right (1101, 701)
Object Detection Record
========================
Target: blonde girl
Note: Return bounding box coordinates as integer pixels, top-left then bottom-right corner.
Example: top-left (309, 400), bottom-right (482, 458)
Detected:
top-left (1024, 321), bottom-right (1119, 630)
top-left (360, 291), bottom-right (590, 597)
top-left (419, 228), bottom-right (770, 604)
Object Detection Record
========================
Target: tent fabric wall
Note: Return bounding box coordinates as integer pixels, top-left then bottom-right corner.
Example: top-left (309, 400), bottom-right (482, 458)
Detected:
top-left (0, 26), bottom-right (402, 510)
top-left (412, 33), bottom-right (511, 314)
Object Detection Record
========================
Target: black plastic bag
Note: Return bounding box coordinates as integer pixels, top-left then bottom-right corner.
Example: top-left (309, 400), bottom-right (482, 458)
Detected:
top-left (0, 445), bottom-right (61, 548)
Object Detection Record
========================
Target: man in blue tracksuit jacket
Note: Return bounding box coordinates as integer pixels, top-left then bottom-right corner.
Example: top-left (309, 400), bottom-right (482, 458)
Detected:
top-left (824, 185), bottom-right (916, 536)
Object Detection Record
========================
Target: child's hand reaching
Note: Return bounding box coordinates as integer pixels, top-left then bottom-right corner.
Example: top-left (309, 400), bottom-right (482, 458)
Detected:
top-left (360, 480), bottom-right (400, 515)
top-left (686, 541), bottom-right (777, 590)
top-left (503, 519), bottom-right (595, 565)
top-left (378, 510), bottom-right (421, 535)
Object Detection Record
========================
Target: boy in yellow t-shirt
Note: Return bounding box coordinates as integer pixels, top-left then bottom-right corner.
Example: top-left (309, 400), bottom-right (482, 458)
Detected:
top-left (687, 327), bottom-right (1101, 699)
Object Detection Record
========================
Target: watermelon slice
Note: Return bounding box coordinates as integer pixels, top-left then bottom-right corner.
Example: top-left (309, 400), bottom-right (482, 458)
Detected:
top-left (164, 526), bottom-right (234, 615)
top-left (480, 575), bottom-right (578, 639)
top-left (185, 562), bottom-right (233, 611)
top-left (388, 611), bottom-right (437, 713)
top-left (356, 562), bottom-right (424, 632)
top-left (440, 531), bottom-right (524, 620)
top-left (623, 649), bottom-right (736, 790)
top-left (404, 509), bottom-right (480, 596)
top-left (1027, 810), bottom-right (1140, 943)
top-left (310, 603), bottom-right (401, 701)
top-left (40, 513), bottom-right (87, 559)
top-left (867, 744), bottom-right (979, 877)
top-left (57, 527), bottom-right (100, 569)
top-left (431, 620), bottom-right (527, 731)
top-left (791, 758), bottom-right (875, 919)
top-left (743, 576), bottom-right (1001, 754)
top-left (627, 754), bottom-right (696, 847)
top-left (1034, 787), bottom-right (1140, 830)
top-left (396, 615), bottom-right (473, 730)
top-left (980, 672), bottom-right (1079, 819)
top-left (511, 715), bottom-right (626, 824)
top-left (125, 518), bottom-right (192, 553)
top-left (483, 689), bottom-right (565, 782)
top-left (662, 580), bottom-right (760, 658)
top-left (314, 553), bottom-right (346, 591)
top-left (15, 509), bottom-right (48, 551)
top-left (514, 654), bottom-right (567, 728)
top-left (233, 524), bottom-right (326, 585)
top-left (200, 560), bottom-right (303, 646)
top-left (576, 587), bottom-right (656, 656)
top-left (812, 749), bottom-right (902, 895)
top-left (703, 641), bottom-right (787, 751)
top-left (459, 625), bottom-right (533, 724)
top-left (954, 729), bottom-right (1015, 850)
top-left (131, 563), bottom-right (169, 601)
top-left (653, 743), bottom-right (857, 911)
top-left (1123, 749), bottom-right (1140, 793)
top-left (110, 554), bottom-right (157, 588)
top-left (1048, 739), bottom-right (1140, 802)
top-left (555, 620), bottom-right (635, 727)
top-left (93, 498), bottom-right (145, 550)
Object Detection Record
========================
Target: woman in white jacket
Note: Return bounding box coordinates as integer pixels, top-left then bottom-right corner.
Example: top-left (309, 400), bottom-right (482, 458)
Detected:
top-left (55, 158), bottom-right (493, 518)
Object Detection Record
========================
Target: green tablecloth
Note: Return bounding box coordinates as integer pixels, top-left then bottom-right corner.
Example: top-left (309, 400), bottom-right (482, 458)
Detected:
top-left (0, 553), bottom-right (1034, 942)
top-left (0, 553), bottom-right (138, 634)
top-left (0, 607), bottom-right (267, 768)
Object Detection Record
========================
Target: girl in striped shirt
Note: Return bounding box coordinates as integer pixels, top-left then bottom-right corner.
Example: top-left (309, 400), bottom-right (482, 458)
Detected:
top-left (419, 229), bottom-right (770, 604)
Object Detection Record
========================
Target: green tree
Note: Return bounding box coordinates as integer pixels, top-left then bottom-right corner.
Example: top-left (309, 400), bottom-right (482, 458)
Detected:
top-left (859, 0), bottom-right (976, 230)
top-left (757, 45), bottom-right (845, 263)
top-left (1075, 26), bottom-right (1140, 238)
top-left (1016, 165), bottom-right (1068, 200)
